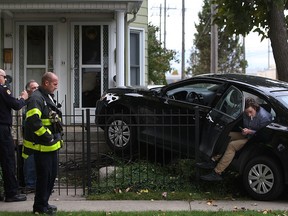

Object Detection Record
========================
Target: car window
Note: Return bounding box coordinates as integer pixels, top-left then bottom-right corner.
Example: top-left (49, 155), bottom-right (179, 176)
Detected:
top-left (243, 92), bottom-right (276, 120)
top-left (166, 82), bottom-right (222, 106)
top-left (214, 87), bottom-right (243, 118)
top-left (275, 94), bottom-right (288, 110)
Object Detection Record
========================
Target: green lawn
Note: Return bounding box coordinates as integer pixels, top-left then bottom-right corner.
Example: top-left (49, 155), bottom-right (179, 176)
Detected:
top-left (1, 159), bottom-right (287, 216)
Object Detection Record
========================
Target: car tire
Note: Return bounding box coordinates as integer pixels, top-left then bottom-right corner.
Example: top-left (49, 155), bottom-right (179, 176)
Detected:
top-left (243, 156), bottom-right (284, 201)
top-left (105, 114), bottom-right (135, 154)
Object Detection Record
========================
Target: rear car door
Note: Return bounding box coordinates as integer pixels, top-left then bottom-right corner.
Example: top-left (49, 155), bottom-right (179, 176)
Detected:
top-left (199, 86), bottom-right (244, 158)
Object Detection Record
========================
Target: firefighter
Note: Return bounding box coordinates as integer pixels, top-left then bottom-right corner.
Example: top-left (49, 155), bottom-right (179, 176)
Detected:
top-left (23, 72), bottom-right (63, 215)
top-left (0, 69), bottom-right (28, 202)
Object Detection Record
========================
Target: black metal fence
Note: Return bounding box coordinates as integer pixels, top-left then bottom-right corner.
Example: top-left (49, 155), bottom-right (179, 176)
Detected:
top-left (9, 107), bottom-right (200, 196)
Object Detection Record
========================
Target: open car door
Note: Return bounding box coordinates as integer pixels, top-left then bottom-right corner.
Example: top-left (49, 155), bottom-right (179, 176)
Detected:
top-left (199, 86), bottom-right (244, 158)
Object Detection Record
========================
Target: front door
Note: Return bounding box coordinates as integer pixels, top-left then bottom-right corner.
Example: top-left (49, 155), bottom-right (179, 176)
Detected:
top-left (71, 24), bottom-right (109, 117)
top-left (199, 86), bottom-right (244, 158)
top-left (16, 24), bottom-right (54, 92)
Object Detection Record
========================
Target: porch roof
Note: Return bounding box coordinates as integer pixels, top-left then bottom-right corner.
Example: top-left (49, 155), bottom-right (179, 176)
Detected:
top-left (0, 0), bottom-right (143, 14)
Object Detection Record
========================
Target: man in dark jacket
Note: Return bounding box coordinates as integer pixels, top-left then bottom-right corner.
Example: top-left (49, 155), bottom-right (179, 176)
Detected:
top-left (22, 80), bottom-right (39, 194)
top-left (0, 69), bottom-right (28, 202)
top-left (23, 72), bottom-right (63, 215)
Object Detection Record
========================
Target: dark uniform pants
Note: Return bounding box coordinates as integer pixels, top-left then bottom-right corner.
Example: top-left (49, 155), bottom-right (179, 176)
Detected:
top-left (0, 125), bottom-right (18, 198)
top-left (33, 150), bottom-right (57, 211)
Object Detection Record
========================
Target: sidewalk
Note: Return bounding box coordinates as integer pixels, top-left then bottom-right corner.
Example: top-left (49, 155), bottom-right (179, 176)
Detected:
top-left (1, 189), bottom-right (288, 212)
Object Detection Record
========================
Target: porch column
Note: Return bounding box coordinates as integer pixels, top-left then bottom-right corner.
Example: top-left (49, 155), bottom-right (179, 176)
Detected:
top-left (116, 10), bottom-right (125, 87)
top-left (0, 10), bottom-right (2, 69)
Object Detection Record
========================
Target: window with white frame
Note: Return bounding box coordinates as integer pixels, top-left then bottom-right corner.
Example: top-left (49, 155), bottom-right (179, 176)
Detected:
top-left (130, 29), bottom-right (144, 86)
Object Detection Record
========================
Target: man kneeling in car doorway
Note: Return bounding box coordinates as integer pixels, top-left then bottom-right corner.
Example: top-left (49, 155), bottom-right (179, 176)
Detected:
top-left (198, 97), bottom-right (272, 181)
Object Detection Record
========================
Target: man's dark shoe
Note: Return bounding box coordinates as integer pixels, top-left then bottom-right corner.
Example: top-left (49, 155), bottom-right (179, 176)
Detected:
top-left (200, 171), bottom-right (223, 181)
top-left (195, 160), bottom-right (216, 169)
top-left (5, 194), bottom-right (27, 202)
top-left (48, 204), bottom-right (57, 211)
top-left (21, 187), bottom-right (35, 194)
top-left (33, 207), bottom-right (56, 215)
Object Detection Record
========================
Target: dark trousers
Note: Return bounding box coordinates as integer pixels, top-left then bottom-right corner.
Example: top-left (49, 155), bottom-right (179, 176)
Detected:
top-left (33, 150), bottom-right (57, 211)
top-left (23, 154), bottom-right (36, 188)
top-left (0, 125), bottom-right (18, 198)
top-left (16, 144), bottom-right (25, 188)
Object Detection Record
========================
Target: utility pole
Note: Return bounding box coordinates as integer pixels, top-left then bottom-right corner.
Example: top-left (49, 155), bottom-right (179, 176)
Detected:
top-left (159, 4), bottom-right (162, 43)
top-left (164, 0), bottom-right (167, 48)
top-left (181, 0), bottom-right (185, 79)
top-left (210, 2), bottom-right (218, 73)
top-left (268, 39), bottom-right (271, 69)
top-left (243, 36), bottom-right (246, 74)
top-left (152, 1), bottom-right (176, 49)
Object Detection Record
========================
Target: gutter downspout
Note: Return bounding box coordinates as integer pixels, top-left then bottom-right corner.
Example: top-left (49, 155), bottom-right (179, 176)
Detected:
top-left (127, 12), bottom-right (137, 24)
top-left (116, 10), bottom-right (125, 87)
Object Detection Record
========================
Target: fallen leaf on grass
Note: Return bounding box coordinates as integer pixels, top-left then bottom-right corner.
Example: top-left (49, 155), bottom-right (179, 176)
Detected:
top-left (125, 187), bottom-right (131, 192)
top-left (140, 189), bottom-right (149, 193)
top-left (206, 200), bottom-right (216, 206)
top-left (114, 188), bottom-right (122, 193)
top-left (162, 192), bottom-right (167, 199)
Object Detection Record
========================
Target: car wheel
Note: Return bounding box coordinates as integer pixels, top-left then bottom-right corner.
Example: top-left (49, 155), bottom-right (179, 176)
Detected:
top-left (243, 156), bottom-right (284, 201)
top-left (105, 114), bottom-right (135, 153)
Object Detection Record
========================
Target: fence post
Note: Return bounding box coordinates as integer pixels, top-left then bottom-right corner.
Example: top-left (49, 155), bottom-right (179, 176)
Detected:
top-left (194, 106), bottom-right (200, 181)
top-left (81, 110), bottom-right (86, 195)
top-left (86, 109), bottom-right (92, 193)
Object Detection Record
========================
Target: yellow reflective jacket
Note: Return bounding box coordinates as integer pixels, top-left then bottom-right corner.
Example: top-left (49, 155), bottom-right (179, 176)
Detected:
top-left (22, 87), bottom-right (63, 158)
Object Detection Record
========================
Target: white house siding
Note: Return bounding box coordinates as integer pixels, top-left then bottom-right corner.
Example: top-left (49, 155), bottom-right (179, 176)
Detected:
top-left (127, 0), bottom-right (148, 85)
top-left (0, 0), bottom-right (146, 117)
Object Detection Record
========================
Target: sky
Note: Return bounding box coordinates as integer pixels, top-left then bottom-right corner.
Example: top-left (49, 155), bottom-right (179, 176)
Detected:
top-left (148, 0), bottom-right (275, 77)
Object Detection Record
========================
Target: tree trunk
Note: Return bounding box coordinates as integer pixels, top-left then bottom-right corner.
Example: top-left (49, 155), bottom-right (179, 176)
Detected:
top-left (268, 2), bottom-right (288, 81)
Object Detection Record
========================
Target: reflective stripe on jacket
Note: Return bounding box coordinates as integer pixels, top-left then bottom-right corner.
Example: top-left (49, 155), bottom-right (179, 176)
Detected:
top-left (22, 139), bottom-right (62, 158)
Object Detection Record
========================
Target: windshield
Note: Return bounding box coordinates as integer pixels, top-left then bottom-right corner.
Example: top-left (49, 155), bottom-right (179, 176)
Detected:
top-left (276, 95), bottom-right (288, 108)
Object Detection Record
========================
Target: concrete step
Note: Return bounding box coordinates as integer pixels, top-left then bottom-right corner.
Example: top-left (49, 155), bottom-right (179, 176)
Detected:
top-left (59, 126), bottom-right (110, 162)
top-left (59, 140), bottom-right (109, 154)
top-left (62, 126), bottom-right (105, 142)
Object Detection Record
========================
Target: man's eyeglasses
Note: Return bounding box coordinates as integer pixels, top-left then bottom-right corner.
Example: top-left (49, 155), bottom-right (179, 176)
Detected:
top-left (0, 75), bottom-right (7, 79)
